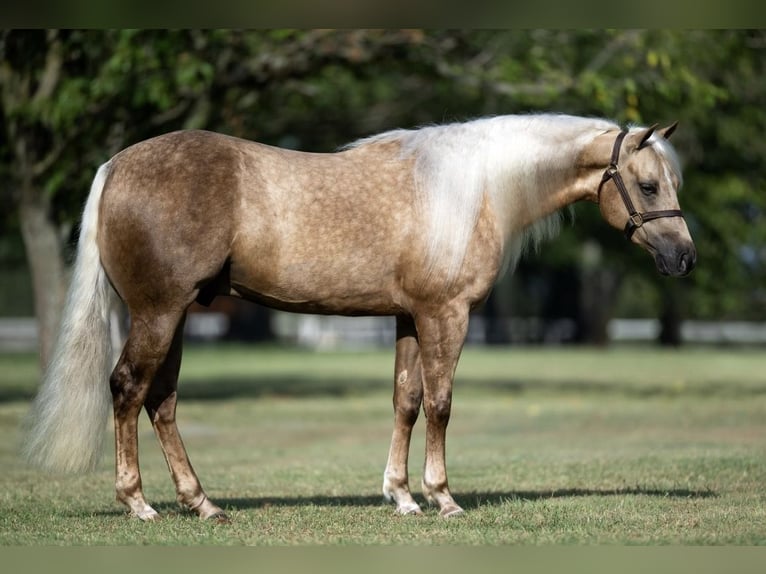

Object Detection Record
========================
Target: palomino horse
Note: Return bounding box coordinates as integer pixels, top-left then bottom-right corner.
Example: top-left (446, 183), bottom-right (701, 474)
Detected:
top-left (23, 114), bottom-right (695, 520)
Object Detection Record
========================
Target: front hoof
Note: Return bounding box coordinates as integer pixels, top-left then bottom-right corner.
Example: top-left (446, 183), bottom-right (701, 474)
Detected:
top-left (439, 504), bottom-right (465, 518)
top-left (396, 502), bottom-right (423, 516)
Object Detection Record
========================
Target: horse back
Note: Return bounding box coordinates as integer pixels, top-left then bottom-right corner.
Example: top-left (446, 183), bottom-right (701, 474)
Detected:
top-left (97, 130), bottom-right (432, 315)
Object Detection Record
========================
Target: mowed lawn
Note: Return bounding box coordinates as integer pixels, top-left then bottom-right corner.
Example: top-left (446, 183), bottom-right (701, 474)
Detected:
top-left (1, 344), bottom-right (765, 545)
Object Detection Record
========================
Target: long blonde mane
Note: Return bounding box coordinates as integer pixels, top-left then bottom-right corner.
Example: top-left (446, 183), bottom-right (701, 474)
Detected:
top-left (351, 114), bottom-right (620, 284)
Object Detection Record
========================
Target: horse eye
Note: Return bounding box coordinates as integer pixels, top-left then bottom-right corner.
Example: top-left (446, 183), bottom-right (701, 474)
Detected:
top-left (639, 182), bottom-right (658, 196)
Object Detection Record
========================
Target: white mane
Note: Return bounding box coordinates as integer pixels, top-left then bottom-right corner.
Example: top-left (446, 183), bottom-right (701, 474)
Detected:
top-left (351, 114), bottom-right (620, 284)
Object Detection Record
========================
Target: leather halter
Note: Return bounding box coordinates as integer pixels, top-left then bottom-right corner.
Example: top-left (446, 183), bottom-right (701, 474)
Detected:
top-left (598, 130), bottom-right (684, 240)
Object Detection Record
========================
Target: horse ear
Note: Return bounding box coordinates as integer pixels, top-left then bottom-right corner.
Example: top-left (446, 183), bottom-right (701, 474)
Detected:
top-left (637, 124), bottom-right (658, 150)
top-left (658, 121), bottom-right (678, 140)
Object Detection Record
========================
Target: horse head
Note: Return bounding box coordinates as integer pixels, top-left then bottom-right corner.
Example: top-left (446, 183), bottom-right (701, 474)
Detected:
top-left (597, 123), bottom-right (696, 277)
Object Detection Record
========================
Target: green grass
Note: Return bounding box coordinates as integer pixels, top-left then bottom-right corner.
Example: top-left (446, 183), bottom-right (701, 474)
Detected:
top-left (1, 344), bottom-right (765, 545)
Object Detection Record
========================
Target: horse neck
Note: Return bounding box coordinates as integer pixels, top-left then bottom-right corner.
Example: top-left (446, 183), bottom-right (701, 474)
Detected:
top-left (467, 120), bottom-right (618, 280)
top-left (486, 124), bottom-right (609, 239)
top-left (397, 116), bottom-right (616, 283)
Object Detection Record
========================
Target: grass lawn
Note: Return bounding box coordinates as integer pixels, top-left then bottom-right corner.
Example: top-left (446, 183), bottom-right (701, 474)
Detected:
top-left (1, 344), bottom-right (765, 545)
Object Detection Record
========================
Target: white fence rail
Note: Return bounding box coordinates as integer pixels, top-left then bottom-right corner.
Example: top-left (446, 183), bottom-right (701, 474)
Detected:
top-left (3, 315), bottom-right (766, 352)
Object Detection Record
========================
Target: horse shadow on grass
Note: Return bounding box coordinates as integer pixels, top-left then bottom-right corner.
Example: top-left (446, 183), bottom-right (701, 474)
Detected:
top-left (214, 485), bottom-right (717, 513)
top-left (86, 485), bottom-right (716, 519)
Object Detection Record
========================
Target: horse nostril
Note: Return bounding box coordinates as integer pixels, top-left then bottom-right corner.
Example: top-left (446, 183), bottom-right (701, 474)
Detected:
top-left (679, 249), bottom-right (696, 275)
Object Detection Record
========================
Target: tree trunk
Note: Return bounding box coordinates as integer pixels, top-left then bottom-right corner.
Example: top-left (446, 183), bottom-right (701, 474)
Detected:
top-left (579, 267), bottom-right (623, 345)
top-left (18, 190), bottom-right (68, 369)
top-left (578, 241), bottom-right (623, 346)
top-left (658, 282), bottom-right (684, 347)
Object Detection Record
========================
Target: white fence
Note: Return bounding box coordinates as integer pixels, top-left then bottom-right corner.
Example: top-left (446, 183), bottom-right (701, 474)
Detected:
top-left (4, 315), bottom-right (766, 352)
top-left (0, 318), bottom-right (39, 352)
top-left (281, 316), bottom-right (766, 348)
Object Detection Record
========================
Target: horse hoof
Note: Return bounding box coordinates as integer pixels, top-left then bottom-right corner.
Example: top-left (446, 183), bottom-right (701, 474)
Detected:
top-left (132, 509), bottom-right (161, 522)
top-left (439, 505), bottom-right (465, 518)
top-left (396, 502), bottom-right (423, 516)
top-left (207, 511), bottom-right (230, 524)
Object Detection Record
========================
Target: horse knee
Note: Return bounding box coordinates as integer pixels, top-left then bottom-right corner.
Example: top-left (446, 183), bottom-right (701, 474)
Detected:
top-left (423, 392), bottom-right (452, 425)
top-left (395, 394), bottom-right (422, 426)
top-left (394, 378), bottom-right (422, 426)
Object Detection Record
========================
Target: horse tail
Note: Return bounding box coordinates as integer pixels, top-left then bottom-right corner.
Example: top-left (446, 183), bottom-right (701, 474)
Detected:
top-left (22, 161), bottom-right (116, 473)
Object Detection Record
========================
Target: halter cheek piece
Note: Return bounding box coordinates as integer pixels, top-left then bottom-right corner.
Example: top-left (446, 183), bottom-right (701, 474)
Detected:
top-left (597, 129), bottom-right (684, 240)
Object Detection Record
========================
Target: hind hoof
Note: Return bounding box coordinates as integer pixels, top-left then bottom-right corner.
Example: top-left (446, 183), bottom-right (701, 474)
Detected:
top-left (439, 504), bottom-right (465, 518)
top-left (131, 507), bottom-right (161, 522)
top-left (207, 511), bottom-right (230, 524)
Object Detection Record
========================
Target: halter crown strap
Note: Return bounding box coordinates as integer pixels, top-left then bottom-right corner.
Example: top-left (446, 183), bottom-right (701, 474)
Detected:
top-left (609, 129), bottom-right (627, 167)
top-left (598, 129), bottom-right (684, 240)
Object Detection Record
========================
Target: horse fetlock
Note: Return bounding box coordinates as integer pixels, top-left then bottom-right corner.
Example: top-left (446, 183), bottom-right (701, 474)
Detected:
top-left (421, 475), bottom-right (446, 497)
top-left (383, 477), bottom-right (422, 515)
top-left (185, 493), bottom-right (226, 521)
top-left (120, 497), bottom-right (160, 521)
top-left (114, 480), bottom-right (160, 521)
top-left (421, 479), bottom-right (461, 516)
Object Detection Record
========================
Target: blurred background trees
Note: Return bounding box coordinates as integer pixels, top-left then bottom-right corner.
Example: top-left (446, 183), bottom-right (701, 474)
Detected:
top-left (1, 29), bottom-right (764, 364)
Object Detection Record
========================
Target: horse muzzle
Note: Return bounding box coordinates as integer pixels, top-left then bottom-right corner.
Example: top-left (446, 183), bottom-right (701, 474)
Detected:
top-left (654, 244), bottom-right (697, 277)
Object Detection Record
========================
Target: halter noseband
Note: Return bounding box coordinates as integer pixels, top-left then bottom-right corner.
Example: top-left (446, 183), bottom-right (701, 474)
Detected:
top-left (598, 130), bottom-right (684, 240)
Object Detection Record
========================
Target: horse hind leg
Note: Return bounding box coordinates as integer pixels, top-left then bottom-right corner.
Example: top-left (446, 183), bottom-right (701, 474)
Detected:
top-left (144, 313), bottom-right (227, 522)
top-left (110, 309), bottom-right (186, 520)
top-left (383, 315), bottom-right (424, 515)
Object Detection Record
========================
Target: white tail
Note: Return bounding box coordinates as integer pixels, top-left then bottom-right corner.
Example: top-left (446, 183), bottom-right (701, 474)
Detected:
top-left (22, 162), bottom-right (116, 473)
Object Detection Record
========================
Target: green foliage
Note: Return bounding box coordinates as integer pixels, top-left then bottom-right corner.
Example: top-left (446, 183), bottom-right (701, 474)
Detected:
top-left (1, 30), bottom-right (764, 325)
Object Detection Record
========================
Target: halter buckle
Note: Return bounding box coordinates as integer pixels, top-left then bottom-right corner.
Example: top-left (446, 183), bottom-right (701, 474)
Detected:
top-left (603, 165), bottom-right (619, 180)
top-left (630, 212), bottom-right (644, 228)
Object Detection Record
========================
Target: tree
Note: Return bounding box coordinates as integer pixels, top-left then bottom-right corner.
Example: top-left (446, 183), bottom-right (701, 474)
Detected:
top-left (0, 29), bottom-right (237, 365)
top-left (1, 30), bottom-right (104, 365)
top-left (467, 30), bottom-right (766, 342)
top-left (2, 30), bottom-right (764, 363)
top-left (0, 29), bottom-right (450, 366)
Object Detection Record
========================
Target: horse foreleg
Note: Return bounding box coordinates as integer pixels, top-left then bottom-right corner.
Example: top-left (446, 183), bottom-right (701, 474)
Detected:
top-left (415, 305), bottom-right (469, 517)
top-left (110, 312), bottom-right (183, 521)
top-left (144, 314), bottom-right (227, 522)
top-left (383, 315), bottom-right (424, 515)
